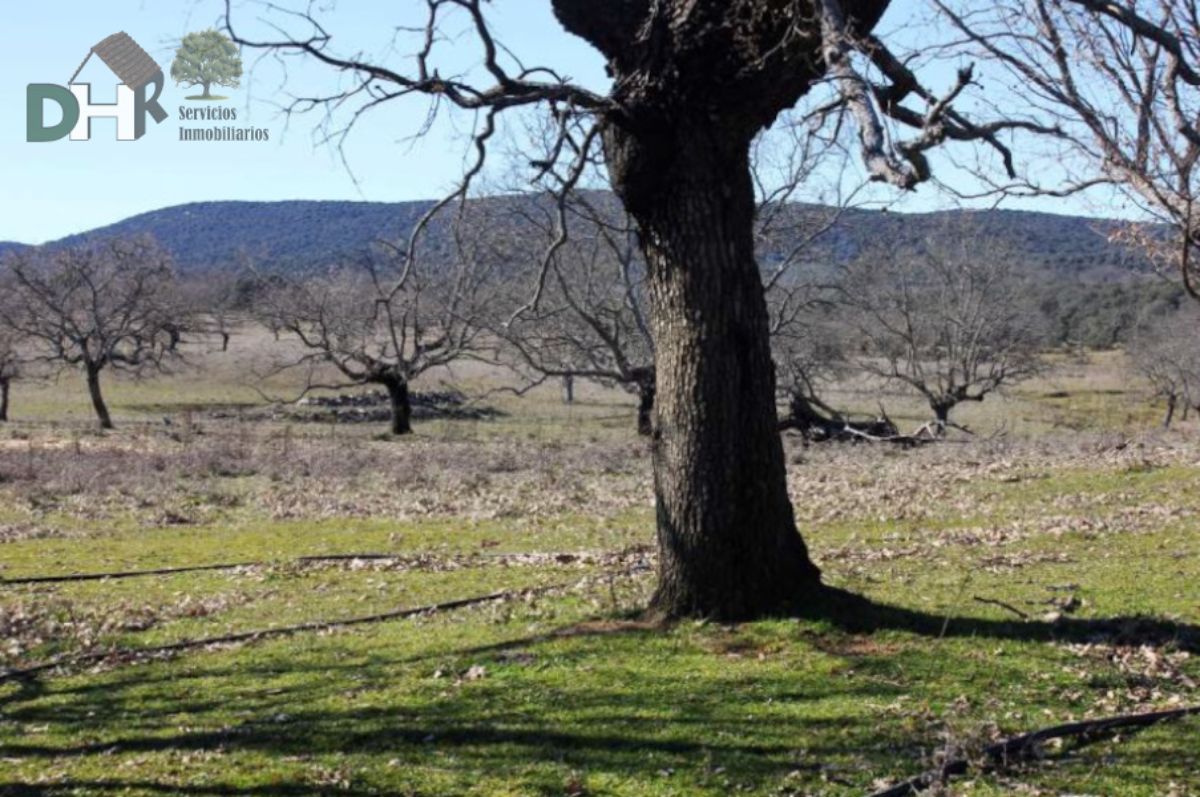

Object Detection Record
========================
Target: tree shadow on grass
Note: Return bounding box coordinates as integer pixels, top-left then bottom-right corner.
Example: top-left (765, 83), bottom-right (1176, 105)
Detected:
top-left (799, 585), bottom-right (1200, 653)
top-left (0, 652), bottom-right (901, 795)
top-left (0, 781), bottom-right (351, 796)
top-left (1, 589), bottom-right (1196, 796)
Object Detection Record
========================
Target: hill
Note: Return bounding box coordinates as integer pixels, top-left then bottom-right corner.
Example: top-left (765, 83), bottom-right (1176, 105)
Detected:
top-left (54, 200), bottom-right (438, 273)
top-left (772, 204), bottom-right (1148, 282)
top-left (7, 195), bottom-right (1182, 348)
top-left (17, 195), bottom-right (1149, 282)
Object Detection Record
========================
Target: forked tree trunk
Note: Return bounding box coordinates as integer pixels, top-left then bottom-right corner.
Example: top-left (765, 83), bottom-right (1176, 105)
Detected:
top-left (612, 127), bottom-right (821, 620)
top-left (382, 378), bottom-right (413, 436)
top-left (1164, 394), bottom-right (1177, 429)
top-left (86, 365), bottom-right (114, 430)
top-left (0, 379), bottom-right (9, 422)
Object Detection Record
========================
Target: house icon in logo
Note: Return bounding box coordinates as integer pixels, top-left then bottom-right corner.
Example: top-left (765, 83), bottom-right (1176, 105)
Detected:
top-left (27, 32), bottom-right (168, 142)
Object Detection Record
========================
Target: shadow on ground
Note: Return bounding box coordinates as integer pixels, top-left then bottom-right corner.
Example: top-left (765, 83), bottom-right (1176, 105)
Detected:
top-left (0, 588), bottom-right (1196, 796)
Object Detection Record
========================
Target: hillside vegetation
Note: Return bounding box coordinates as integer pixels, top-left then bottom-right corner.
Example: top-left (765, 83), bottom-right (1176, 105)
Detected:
top-left (36, 196), bottom-right (1150, 281)
top-left (13, 195), bottom-right (1183, 350)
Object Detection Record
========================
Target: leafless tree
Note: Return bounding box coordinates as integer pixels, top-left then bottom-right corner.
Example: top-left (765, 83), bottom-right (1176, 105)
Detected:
top-left (495, 192), bottom-right (656, 434)
top-left (758, 128), bottom-right (884, 439)
top-left (0, 275), bottom-right (19, 422)
top-left (0, 328), bottom-right (19, 423)
top-left (255, 225), bottom-right (499, 436)
top-left (1128, 307), bottom-right (1200, 428)
top-left (225, 0), bottom-right (1072, 619)
top-left (843, 232), bottom-right (1045, 430)
top-left (933, 0), bottom-right (1200, 303)
top-left (493, 124), bottom-right (851, 437)
top-left (175, 270), bottom-right (247, 353)
top-left (1, 237), bottom-right (179, 429)
top-left (769, 278), bottom-right (893, 439)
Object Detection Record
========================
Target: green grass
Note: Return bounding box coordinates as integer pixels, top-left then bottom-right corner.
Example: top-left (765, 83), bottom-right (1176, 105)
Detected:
top-left (2, 445), bottom-right (1198, 795)
top-left (1, 341), bottom-right (1198, 795)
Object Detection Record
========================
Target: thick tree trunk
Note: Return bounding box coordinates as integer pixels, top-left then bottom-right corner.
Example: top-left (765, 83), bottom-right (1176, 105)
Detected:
top-left (86, 366), bottom-right (114, 430)
top-left (220, 331), bottom-right (231, 352)
top-left (1164, 394), bottom-right (1177, 429)
top-left (0, 379), bottom-right (9, 422)
top-left (562, 375), bottom-right (575, 405)
top-left (933, 402), bottom-right (952, 430)
top-left (382, 378), bottom-right (413, 436)
top-left (610, 126), bottom-right (821, 620)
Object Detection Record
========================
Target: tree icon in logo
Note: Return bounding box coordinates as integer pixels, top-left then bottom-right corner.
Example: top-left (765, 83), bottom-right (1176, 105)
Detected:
top-left (171, 29), bottom-right (242, 101)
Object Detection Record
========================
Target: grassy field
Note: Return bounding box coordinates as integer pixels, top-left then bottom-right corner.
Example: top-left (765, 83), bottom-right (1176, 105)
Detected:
top-left (0, 337), bottom-right (1197, 796)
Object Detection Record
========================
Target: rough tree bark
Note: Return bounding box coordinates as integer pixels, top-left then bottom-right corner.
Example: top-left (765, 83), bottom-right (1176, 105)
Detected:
top-left (85, 365), bottom-right (114, 430)
top-left (608, 123), bottom-right (823, 619)
top-left (381, 377), bottom-right (413, 436)
top-left (553, 0), bottom-right (890, 619)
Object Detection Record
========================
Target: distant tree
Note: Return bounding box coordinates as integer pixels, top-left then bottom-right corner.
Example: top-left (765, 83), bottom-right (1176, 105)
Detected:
top-left (0, 281), bottom-right (18, 422)
top-left (1035, 281), bottom-right (1189, 350)
top-left (256, 223), bottom-right (497, 435)
top-left (769, 279), bottom-right (880, 439)
top-left (2, 238), bottom-right (179, 429)
top-left (757, 134), bottom-right (872, 439)
top-left (496, 193), bottom-right (657, 435)
top-left (844, 232), bottom-right (1045, 430)
top-left (0, 328), bottom-right (19, 423)
top-left (176, 270), bottom-right (246, 352)
top-left (1128, 308), bottom-right (1200, 428)
top-left (171, 29), bottom-right (242, 100)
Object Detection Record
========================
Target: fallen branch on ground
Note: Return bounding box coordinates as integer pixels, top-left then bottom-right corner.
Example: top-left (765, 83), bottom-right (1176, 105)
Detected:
top-left (0, 549), bottom-right (652, 586)
top-left (869, 705), bottom-right (1200, 796)
top-left (1, 562), bottom-right (261, 585)
top-left (0, 580), bottom-right (590, 683)
top-left (972, 595), bottom-right (1030, 620)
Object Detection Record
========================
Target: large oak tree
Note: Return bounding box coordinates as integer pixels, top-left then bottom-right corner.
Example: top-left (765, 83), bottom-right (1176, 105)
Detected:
top-left (224, 0), bottom-right (1160, 620)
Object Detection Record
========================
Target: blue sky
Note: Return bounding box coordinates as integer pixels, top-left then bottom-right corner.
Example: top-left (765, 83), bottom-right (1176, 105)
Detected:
top-left (2, 0), bottom-right (1133, 244)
